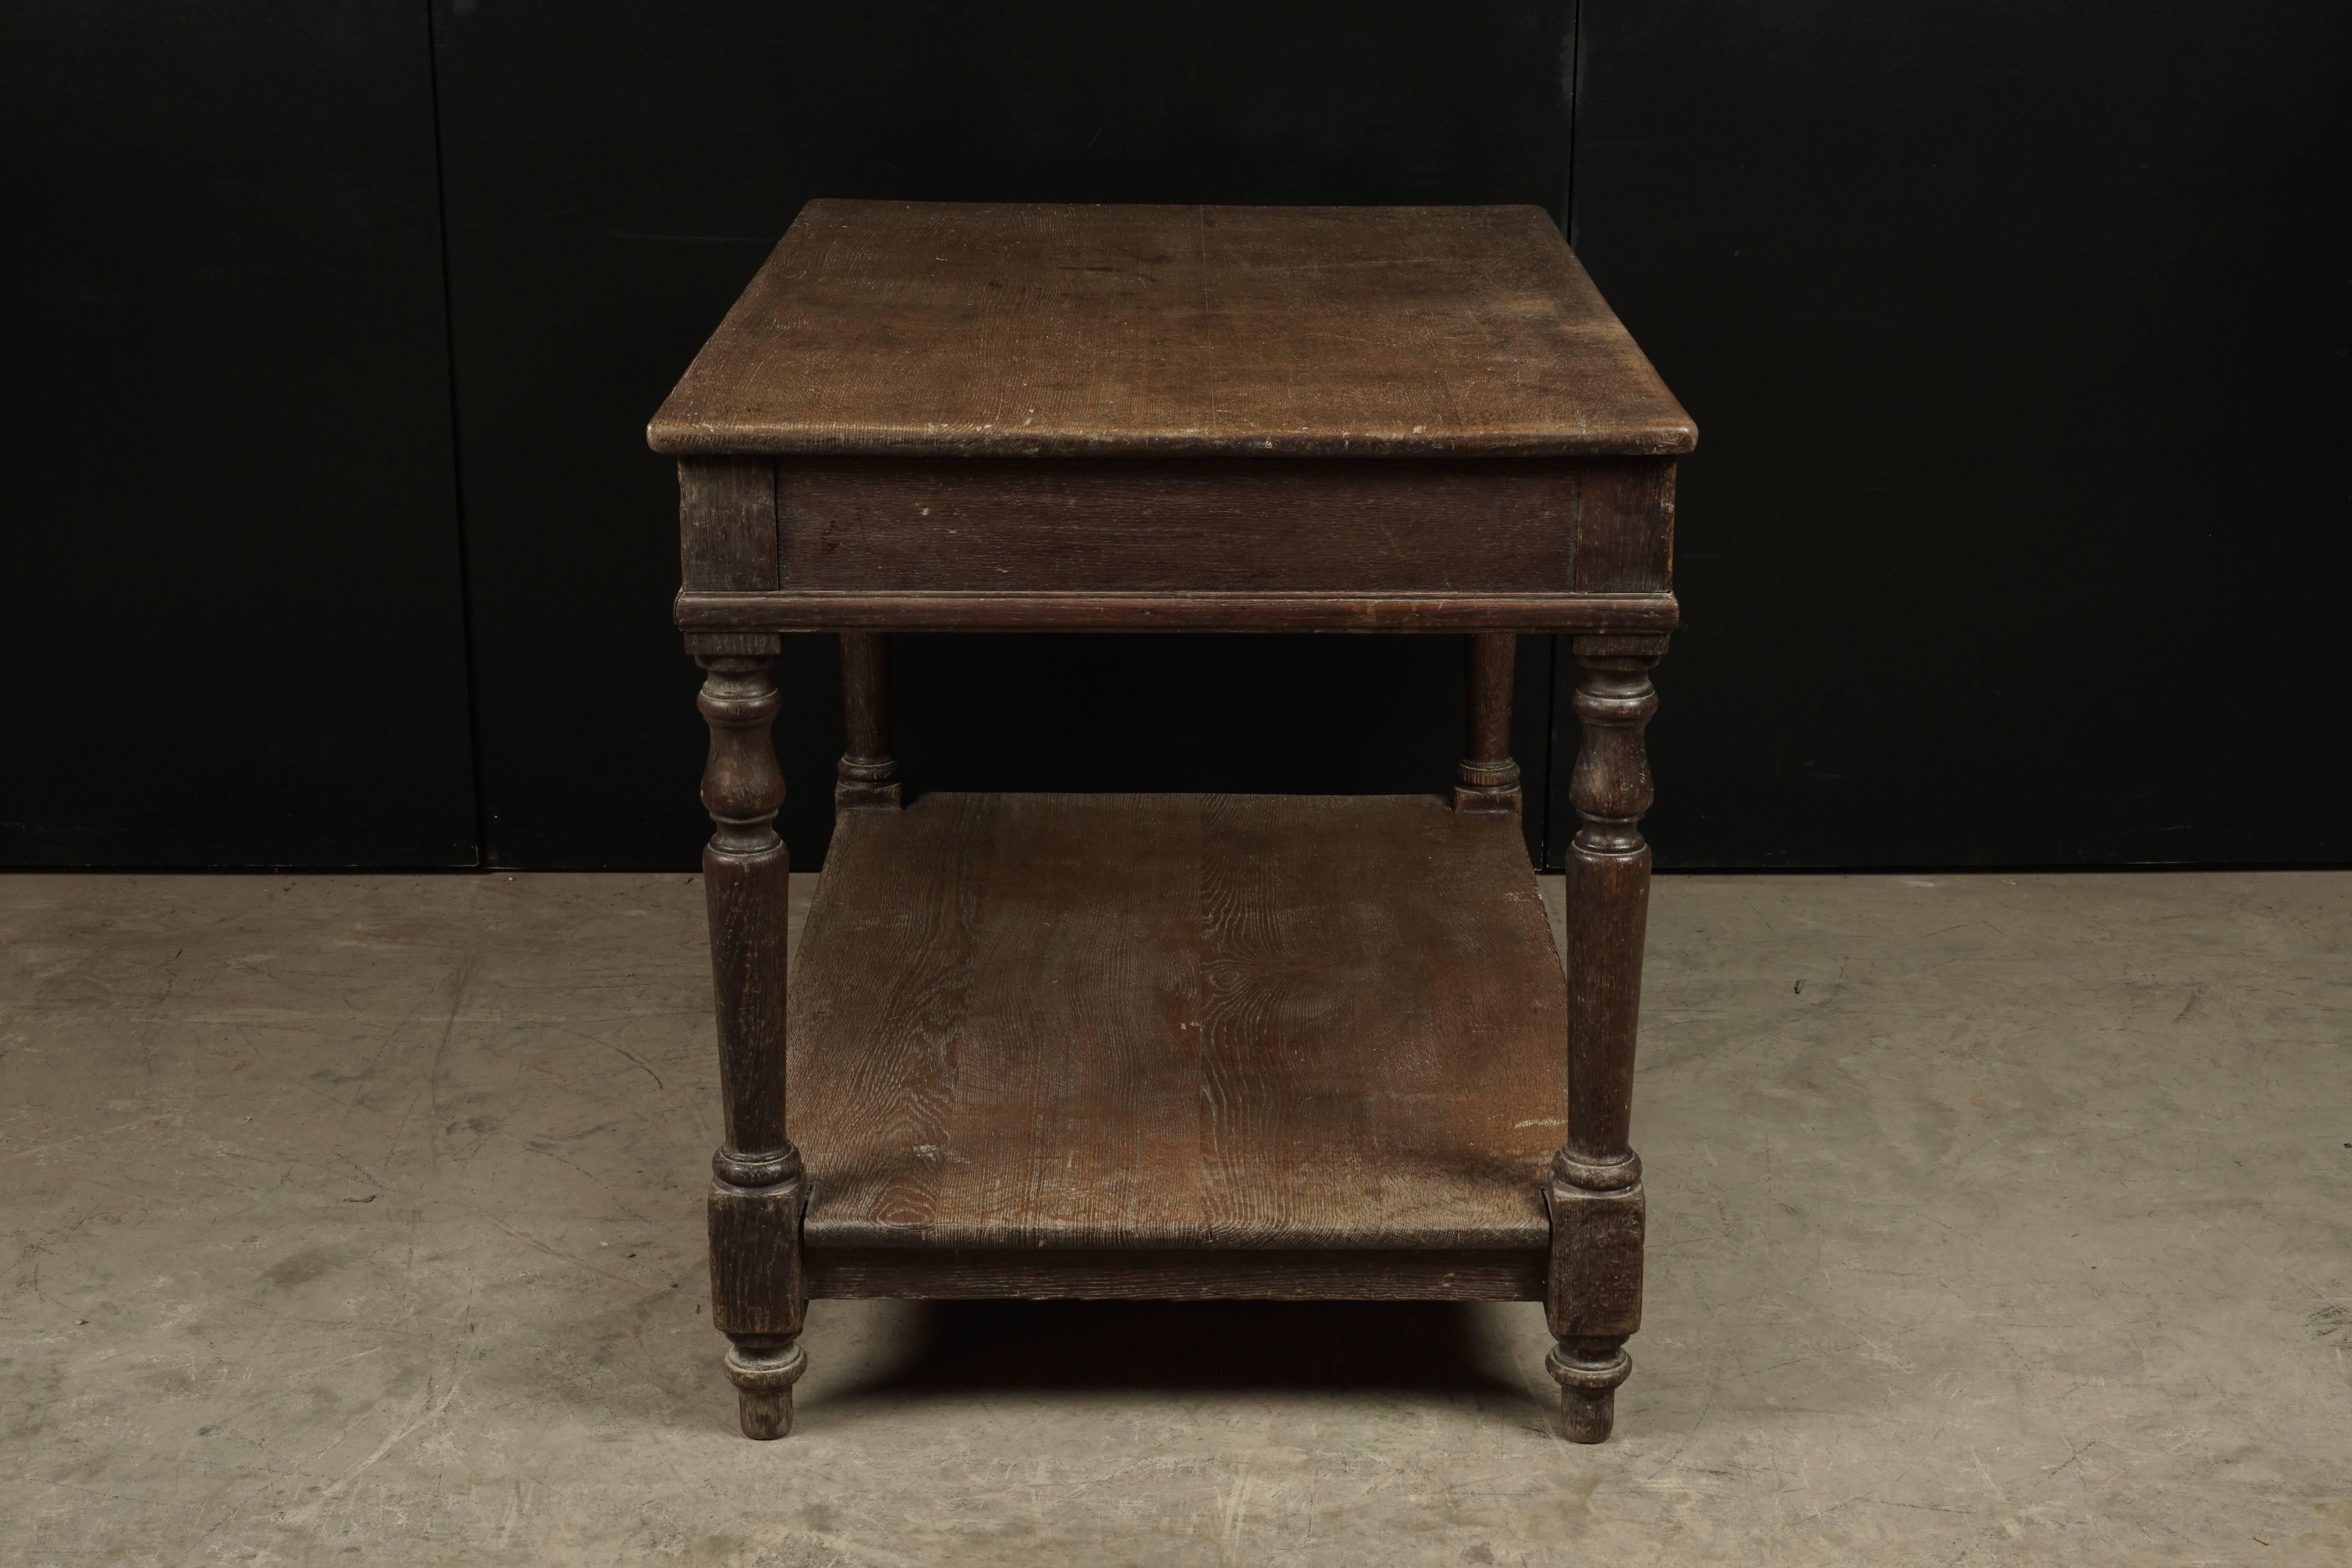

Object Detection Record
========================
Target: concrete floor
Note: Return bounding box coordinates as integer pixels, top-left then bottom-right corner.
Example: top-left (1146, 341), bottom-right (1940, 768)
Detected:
top-left (2, 867), bottom-right (2347, 1567)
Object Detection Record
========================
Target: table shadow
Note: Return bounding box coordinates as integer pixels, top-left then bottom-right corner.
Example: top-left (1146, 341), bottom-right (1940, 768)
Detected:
top-left (813, 1299), bottom-right (1534, 1420)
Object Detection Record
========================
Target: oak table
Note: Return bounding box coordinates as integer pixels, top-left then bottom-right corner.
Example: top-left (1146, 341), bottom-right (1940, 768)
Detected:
top-left (649, 201), bottom-right (1694, 1443)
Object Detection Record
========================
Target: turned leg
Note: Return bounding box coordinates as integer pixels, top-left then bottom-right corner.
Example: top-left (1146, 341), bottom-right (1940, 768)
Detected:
top-left (835, 631), bottom-right (901, 811)
top-left (1547, 633), bottom-right (1664, 1442)
top-left (697, 652), bottom-right (808, 1439)
top-left (1454, 632), bottom-right (1523, 813)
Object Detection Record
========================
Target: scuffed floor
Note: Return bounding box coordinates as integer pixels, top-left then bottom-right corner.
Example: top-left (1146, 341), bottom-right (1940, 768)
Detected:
top-left (2, 869), bottom-right (2346, 1566)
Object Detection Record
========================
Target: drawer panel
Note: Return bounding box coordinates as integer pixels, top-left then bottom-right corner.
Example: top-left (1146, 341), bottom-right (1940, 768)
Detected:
top-left (767, 456), bottom-right (1672, 596)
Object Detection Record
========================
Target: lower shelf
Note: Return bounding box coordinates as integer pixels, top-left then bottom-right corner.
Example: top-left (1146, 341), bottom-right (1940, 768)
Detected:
top-left (806, 1247), bottom-right (1547, 1302)
top-left (787, 792), bottom-right (1569, 1298)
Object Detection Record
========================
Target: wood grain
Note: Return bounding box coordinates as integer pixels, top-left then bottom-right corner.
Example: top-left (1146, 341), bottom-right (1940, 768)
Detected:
top-left (1545, 633), bottom-right (1667, 1443)
top-left (767, 456), bottom-right (1671, 595)
top-left (786, 793), bottom-right (1567, 1258)
top-left (1455, 632), bottom-right (1523, 813)
top-left (1546, 1183), bottom-right (1644, 1340)
top-left (674, 588), bottom-right (1679, 633)
top-left (678, 457), bottom-right (777, 591)
top-left (1558, 639), bottom-right (1662, 1179)
top-left (694, 655), bottom-right (806, 1439)
top-left (806, 1248), bottom-right (1545, 1302)
top-left (834, 631), bottom-right (900, 811)
top-left (662, 199), bottom-right (1688, 1441)
top-left (650, 202), bottom-right (1695, 461)
top-left (696, 658), bottom-right (794, 1179)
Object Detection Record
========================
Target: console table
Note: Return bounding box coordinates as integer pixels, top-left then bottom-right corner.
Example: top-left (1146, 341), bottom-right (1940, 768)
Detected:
top-left (648, 201), bottom-right (1693, 1443)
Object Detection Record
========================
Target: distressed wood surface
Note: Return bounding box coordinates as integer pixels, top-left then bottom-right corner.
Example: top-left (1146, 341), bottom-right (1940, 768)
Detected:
top-left (649, 201), bottom-right (1695, 460)
top-left (673, 588), bottom-right (1678, 633)
top-left (833, 631), bottom-right (900, 811)
top-left (694, 655), bottom-right (806, 1439)
top-left (661, 200), bottom-right (1689, 1440)
top-left (1454, 632), bottom-right (1523, 813)
top-left (1546, 632), bottom-right (1668, 1442)
top-left (764, 455), bottom-right (1672, 595)
top-left (784, 792), bottom-right (1567, 1258)
top-left (678, 458), bottom-right (778, 592)
top-left (806, 1249), bottom-right (1545, 1302)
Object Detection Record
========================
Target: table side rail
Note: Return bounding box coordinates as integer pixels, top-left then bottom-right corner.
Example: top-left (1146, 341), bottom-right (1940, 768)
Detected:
top-left (676, 588), bottom-right (1677, 633)
top-left (805, 1246), bottom-right (1548, 1301)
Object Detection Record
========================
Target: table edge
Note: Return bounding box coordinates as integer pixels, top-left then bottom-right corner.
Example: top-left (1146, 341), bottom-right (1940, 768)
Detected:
top-left (674, 588), bottom-right (1680, 633)
top-left (648, 423), bottom-right (1699, 459)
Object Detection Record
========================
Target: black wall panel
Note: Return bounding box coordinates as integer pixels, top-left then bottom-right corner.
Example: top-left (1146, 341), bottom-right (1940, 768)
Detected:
top-left (1, 1), bottom-right (477, 866)
top-left (1565, 0), bottom-right (2349, 866)
top-left (9, 4), bottom-right (2341, 871)
top-left (429, 1), bottom-right (1573, 869)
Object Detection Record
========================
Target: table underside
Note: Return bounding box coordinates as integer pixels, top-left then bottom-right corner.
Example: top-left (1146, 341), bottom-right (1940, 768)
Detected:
top-left (786, 792), bottom-right (1570, 1301)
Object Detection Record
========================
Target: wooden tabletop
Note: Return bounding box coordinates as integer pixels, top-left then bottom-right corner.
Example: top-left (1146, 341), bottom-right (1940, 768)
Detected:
top-left (649, 201), bottom-right (1695, 462)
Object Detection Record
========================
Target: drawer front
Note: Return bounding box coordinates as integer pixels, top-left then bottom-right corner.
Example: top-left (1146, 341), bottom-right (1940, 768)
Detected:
top-left (761, 456), bottom-right (1672, 597)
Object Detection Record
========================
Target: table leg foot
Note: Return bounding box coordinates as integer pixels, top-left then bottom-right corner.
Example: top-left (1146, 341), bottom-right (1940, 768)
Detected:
top-left (724, 1338), bottom-right (807, 1440)
top-left (1548, 1338), bottom-right (1631, 1443)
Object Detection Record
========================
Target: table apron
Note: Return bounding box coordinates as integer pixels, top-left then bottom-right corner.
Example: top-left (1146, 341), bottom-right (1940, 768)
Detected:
top-left (677, 455), bottom-right (1677, 606)
top-left (673, 588), bottom-right (1678, 633)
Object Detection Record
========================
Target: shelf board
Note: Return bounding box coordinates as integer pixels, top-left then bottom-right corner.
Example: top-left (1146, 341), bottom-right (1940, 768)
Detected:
top-left (787, 793), bottom-right (1567, 1298)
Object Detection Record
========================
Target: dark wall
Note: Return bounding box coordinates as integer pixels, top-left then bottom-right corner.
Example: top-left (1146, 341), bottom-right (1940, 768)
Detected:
top-left (2, 1), bottom-right (477, 866)
top-left (1570, 0), bottom-right (2349, 866)
top-left (5, 3), bottom-right (2343, 871)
